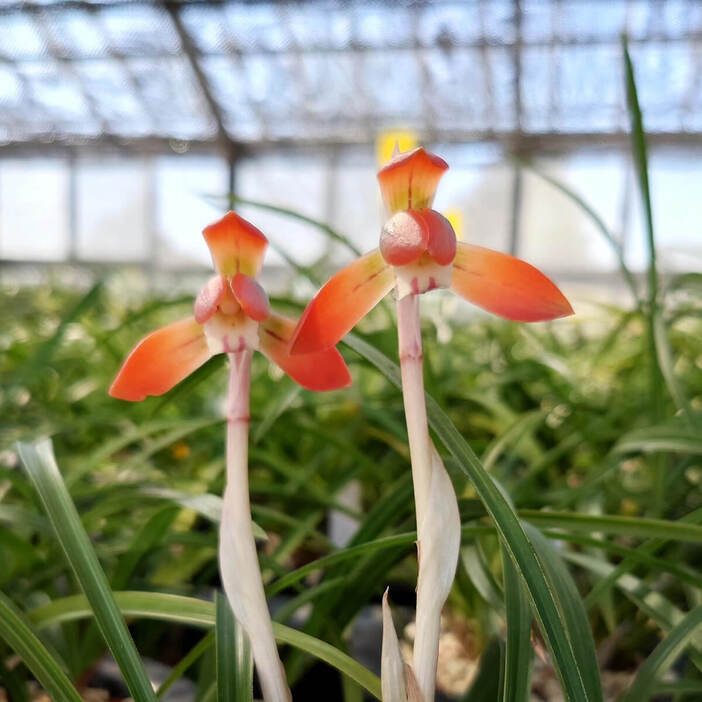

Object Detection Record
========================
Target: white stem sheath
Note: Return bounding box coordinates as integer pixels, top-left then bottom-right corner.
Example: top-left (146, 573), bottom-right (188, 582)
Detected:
top-left (219, 350), bottom-right (292, 702)
top-left (395, 294), bottom-right (460, 702)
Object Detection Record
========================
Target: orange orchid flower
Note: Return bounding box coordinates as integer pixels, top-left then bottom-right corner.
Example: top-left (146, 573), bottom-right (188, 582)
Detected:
top-left (110, 211), bottom-right (351, 402)
top-left (110, 211), bottom-right (352, 702)
top-left (290, 147), bottom-right (573, 702)
top-left (290, 146), bottom-right (573, 355)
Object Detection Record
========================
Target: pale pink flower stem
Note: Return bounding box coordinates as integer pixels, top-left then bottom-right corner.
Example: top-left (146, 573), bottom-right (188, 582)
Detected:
top-left (219, 350), bottom-right (292, 702)
top-left (396, 295), bottom-right (433, 531)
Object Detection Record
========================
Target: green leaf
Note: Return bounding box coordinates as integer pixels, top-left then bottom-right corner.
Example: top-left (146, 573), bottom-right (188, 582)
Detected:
top-left (0, 592), bottom-right (83, 702)
top-left (622, 36), bottom-right (667, 515)
top-left (28, 591), bottom-right (382, 700)
top-left (621, 605), bottom-right (702, 702)
top-left (216, 592), bottom-right (253, 702)
top-left (112, 506), bottom-right (178, 590)
top-left (17, 439), bottom-right (158, 702)
top-left (267, 526), bottom-right (490, 598)
top-left (343, 333), bottom-right (603, 702)
top-left (19, 281), bottom-right (103, 382)
top-left (501, 547), bottom-right (532, 702)
top-left (523, 525), bottom-right (602, 701)
top-left (141, 487), bottom-right (268, 541)
top-left (583, 507), bottom-right (702, 609)
top-left (253, 382), bottom-right (302, 444)
top-left (461, 638), bottom-right (504, 702)
top-left (567, 552), bottom-right (702, 658)
top-left (0, 641), bottom-right (29, 702)
top-left (653, 311), bottom-right (694, 422)
top-left (520, 509), bottom-right (702, 542)
top-left (616, 416), bottom-right (702, 456)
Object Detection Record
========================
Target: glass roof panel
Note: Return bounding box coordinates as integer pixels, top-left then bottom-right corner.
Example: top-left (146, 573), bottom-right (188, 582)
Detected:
top-left (42, 9), bottom-right (108, 59)
top-left (74, 59), bottom-right (150, 135)
top-left (285, 5), bottom-right (351, 51)
top-left (179, 3), bottom-right (230, 54)
top-left (223, 3), bottom-right (290, 53)
top-left (20, 61), bottom-right (99, 132)
top-left (0, 0), bottom-right (700, 147)
top-left (0, 11), bottom-right (46, 60)
top-left (127, 57), bottom-right (216, 139)
top-left (353, 4), bottom-right (414, 49)
top-left (200, 56), bottom-right (263, 141)
top-left (556, 45), bottom-right (623, 132)
top-left (97, 3), bottom-right (180, 56)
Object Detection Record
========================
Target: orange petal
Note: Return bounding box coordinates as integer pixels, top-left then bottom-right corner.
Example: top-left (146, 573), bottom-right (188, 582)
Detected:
top-left (109, 317), bottom-right (212, 401)
top-left (194, 275), bottom-right (227, 324)
top-left (259, 312), bottom-right (352, 392)
top-left (421, 210), bottom-right (457, 265)
top-left (290, 249), bottom-right (395, 354)
top-left (451, 243), bottom-right (574, 322)
top-left (202, 211), bottom-right (268, 277)
top-left (377, 147), bottom-right (448, 214)
top-left (231, 273), bottom-right (270, 321)
top-left (380, 211), bottom-right (428, 266)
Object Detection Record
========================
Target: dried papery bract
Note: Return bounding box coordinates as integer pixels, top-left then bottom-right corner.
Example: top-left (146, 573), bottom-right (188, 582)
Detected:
top-left (382, 591), bottom-right (427, 702)
top-left (109, 211), bottom-right (351, 702)
top-left (292, 146), bottom-right (573, 702)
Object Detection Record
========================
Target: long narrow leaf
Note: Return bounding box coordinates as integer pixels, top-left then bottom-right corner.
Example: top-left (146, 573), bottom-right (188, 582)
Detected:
top-left (17, 439), bottom-right (158, 702)
top-left (216, 592), bottom-right (253, 702)
top-left (501, 548), bottom-right (532, 702)
top-left (622, 37), bottom-right (668, 515)
top-left (621, 606), bottom-right (702, 702)
top-left (28, 591), bottom-right (383, 700)
top-left (460, 639), bottom-right (504, 702)
top-left (524, 526), bottom-right (602, 699)
top-left (0, 593), bottom-right (83, 702)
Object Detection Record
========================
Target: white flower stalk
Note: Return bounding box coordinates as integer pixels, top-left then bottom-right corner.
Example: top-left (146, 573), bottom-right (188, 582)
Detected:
top-left (395, 294), bottom-right (461, 702)
top-left (219, 350), bottom-right (292, 702)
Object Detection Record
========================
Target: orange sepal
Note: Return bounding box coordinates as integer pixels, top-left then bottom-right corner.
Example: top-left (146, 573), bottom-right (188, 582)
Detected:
top-left (194, 275), bottom-right (227, 324)
top-left (231, 272), bottom-right (270, 321)
top-left (109, 317), bottom-right (212, 401)
top-left (377, 147), bottom-right (448, 214)
top-left (451, 243), bottom-right (574, 322)
top-left (290, 249), bottom-right (395, 354)
top-left (202, 211), bottom-right (268, 278)
top-left (259, 312), bottom-right (352, 392)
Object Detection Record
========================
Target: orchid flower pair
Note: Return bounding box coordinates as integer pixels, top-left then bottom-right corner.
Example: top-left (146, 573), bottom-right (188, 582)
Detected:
top-left (110, 147), bottom-right (572, 702)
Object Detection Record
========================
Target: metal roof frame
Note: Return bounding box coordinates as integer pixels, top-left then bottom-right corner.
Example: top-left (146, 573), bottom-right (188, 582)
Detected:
top-left (0, 0), bottom-right (699, 154)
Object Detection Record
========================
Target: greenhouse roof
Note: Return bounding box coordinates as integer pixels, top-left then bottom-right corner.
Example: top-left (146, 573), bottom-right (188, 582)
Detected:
top-left (0, 0), bottom-right (701, 152)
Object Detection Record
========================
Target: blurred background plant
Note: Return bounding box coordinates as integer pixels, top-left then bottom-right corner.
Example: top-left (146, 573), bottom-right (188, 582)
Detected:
top-left (1, 1), bottom-right (702, 701)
